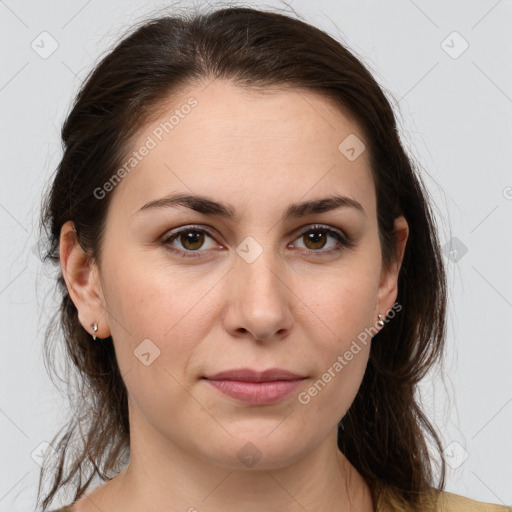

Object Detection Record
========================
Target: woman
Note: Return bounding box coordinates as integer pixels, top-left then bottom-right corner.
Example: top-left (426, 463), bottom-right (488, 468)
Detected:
top-left (36, 5), bottom-right (511, 512)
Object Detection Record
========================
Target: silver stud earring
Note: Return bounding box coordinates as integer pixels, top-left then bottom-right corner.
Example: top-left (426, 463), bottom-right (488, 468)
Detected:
top-left (91, 323), bottom-right (98, 340)
top-left (377, 314), bottom-right (385, 328)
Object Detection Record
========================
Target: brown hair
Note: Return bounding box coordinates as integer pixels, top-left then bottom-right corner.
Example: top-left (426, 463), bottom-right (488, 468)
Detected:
top-left (38, 4), bottom-right (447, 511)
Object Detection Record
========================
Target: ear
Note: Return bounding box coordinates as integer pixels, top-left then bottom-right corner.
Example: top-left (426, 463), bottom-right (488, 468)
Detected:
top-left (59, 220), bottom-right (111, 339)
top-left (375, 215), bottom-right (409, 317)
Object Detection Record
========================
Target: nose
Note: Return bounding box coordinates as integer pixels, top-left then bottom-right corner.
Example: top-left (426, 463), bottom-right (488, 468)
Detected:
top-left (222, 252), bottom-right (294, 343)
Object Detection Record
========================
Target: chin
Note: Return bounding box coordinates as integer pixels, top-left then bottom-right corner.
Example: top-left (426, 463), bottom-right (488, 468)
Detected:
top-left (198, 430), bottom-right (312, 471)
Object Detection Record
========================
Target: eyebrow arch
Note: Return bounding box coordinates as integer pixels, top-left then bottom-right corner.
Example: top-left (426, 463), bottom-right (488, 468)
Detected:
top-left (137, 192), bottom-right (367, 220)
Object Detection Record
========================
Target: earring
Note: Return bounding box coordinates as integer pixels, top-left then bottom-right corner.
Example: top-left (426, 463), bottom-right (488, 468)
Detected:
top-left (377, 314), bottom-right (385, 328)
top-left (91, 323), bottom-right (98, 340)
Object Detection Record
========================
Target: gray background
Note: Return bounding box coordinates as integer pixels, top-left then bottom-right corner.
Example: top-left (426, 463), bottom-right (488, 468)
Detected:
top-left (0, 0), bottom-right (511, 510)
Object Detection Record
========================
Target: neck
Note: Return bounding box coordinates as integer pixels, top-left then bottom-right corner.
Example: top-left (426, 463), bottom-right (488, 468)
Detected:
top-left (97, 435), bottom-right (372, 511)
top-left (74, 403), bottom-right (373, 512)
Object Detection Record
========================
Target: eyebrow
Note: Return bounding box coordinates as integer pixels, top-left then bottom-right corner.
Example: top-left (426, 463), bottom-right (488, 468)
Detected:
top-left (137, 192), bottom-right (367, 220)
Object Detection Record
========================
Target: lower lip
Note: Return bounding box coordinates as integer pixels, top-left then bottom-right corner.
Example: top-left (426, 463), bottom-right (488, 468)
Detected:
top-left (204, 378), bottom-right (305, 405)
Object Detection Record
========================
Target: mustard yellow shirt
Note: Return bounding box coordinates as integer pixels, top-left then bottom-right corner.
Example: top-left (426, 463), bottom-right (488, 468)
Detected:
top-left (377, 490), bottom-right (512, 512)
top-left (435, 492), bottom-right (511, 512)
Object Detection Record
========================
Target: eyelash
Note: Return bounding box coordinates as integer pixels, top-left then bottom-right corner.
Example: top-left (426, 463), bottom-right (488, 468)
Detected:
top-left (161, 224), bottom-right (355, 259)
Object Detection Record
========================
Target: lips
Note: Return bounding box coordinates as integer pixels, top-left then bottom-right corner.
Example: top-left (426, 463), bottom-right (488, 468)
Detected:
top-left (202, 367), bottom-right (307, 405)
top-left (203, 367), bottom-right (305, 382)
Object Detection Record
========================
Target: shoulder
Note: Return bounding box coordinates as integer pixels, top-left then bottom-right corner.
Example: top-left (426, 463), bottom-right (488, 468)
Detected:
top-left (435, 491), bottom-right (512, 512)
top-left (377, 488), bottom-right (511, 512)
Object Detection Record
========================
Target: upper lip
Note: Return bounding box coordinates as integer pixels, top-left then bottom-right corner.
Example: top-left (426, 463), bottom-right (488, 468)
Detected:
top-left (204, 368), bottom-right (306, 382)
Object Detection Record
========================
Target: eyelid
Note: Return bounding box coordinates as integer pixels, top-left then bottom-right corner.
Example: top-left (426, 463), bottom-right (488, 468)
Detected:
top-left (293, 223), bottom-right (347, 241)
top-left (161, 224), bottom-right (221, 248)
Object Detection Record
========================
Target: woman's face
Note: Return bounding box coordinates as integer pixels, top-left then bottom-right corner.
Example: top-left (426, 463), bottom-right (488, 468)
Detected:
top-left (66, 79), bottom-right (407, 471)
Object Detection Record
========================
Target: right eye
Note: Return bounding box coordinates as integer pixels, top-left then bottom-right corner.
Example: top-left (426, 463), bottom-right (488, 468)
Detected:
top-left (161, 225), bottom-right (224, 258)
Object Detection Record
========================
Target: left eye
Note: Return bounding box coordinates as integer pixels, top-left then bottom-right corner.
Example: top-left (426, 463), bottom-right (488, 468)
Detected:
top-left (161, 224), bottom-right (351, 258)
top-left (291, 225), bottom-right (348, 252)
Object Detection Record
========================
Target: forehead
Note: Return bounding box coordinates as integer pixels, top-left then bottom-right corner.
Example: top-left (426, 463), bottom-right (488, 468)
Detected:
top-left (110, 79), bottom-right (375, 221)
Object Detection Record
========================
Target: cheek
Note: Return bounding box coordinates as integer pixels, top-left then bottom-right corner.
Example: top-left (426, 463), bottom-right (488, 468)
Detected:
top-left (101, 247), bottom-right (222, 338)
top-left (99, 254), bottom-right (216, 428)
top-left (99, 251), bottom-right (220, 388)
top-left (298, 232), bottom-right (382, 338)
top-left (302, 262), bottom-right (379, 347)
top-left (294, 266), bottom-right (378, 415)
top-left (299, 287), bottom-right (373, 423)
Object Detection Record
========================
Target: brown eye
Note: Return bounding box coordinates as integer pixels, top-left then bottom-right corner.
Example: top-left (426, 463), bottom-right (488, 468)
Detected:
top-left (162, 226), bottom-right (219, 258)
top-left (179, 230), bottom-right (205, 250)
top-left (302, 230), bottom-right (328, 250)
top-left (291, 225), bottom-right (353, 255)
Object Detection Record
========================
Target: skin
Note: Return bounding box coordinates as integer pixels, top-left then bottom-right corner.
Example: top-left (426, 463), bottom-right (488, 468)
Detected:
top-left (60, 79), bottom-right (408, 512)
